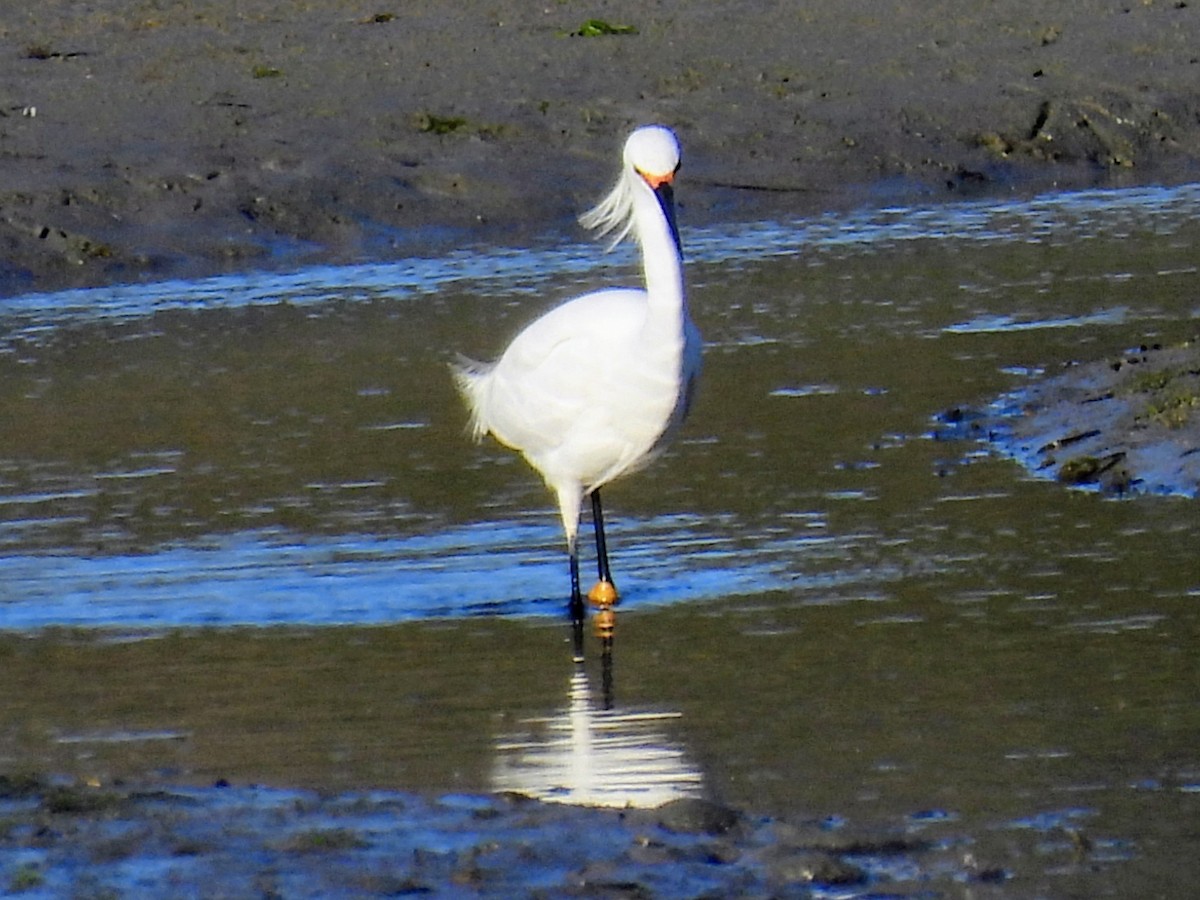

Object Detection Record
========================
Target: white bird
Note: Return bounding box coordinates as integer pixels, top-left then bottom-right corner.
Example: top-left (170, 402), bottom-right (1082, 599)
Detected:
top-left (452, 124), bottom-right (701, 660)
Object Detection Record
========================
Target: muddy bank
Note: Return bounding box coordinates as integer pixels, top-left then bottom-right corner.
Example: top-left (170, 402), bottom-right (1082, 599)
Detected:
top-left (0, 774), bottom-right (1125, 897)
top-left (941, 340), bottom-right (1200, 497)
top-left (1, 0), bottom-right (1198, 296)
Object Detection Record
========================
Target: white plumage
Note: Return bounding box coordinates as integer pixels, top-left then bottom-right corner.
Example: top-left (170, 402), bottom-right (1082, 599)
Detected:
top-left (452, 125), bottom-right (701, 656)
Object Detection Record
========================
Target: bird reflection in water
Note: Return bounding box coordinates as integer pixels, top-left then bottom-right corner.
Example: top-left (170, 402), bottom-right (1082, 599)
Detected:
top-left (492, 643), bottom-right (704, 808)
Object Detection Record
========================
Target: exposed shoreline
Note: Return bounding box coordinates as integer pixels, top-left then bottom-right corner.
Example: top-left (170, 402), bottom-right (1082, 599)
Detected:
top-left (2, 1), bottom-right (1198, 297)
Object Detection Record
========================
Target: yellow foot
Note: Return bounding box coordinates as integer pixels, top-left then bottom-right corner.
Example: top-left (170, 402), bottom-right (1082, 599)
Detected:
top-left (587, 579), bottom-right (619, 608)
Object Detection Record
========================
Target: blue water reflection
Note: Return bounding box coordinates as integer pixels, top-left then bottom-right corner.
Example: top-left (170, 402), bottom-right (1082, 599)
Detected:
top-left (4, 182), bottom-right (1199, 334)
top-left (0, 515), bottom-right (866, 630)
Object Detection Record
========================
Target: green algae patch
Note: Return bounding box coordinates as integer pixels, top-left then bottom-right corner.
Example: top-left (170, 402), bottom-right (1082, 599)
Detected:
top-left (282, 827), bottom-right (370, 854)
top-left (570, 19), bottom-right (639, 37)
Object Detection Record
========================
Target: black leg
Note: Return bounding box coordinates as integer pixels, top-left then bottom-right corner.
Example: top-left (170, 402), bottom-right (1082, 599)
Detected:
top-left (568, 541), bottom-right (585, 662)
top-left (590, 489), bottom-right (615, 589)
top-left (600, 633), bottom-right (614, 710)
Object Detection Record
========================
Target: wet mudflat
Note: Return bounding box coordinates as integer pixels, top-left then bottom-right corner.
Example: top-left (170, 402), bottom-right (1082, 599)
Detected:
top-left (2, 186), bottom-right (1200, 896)
top-left (951, 339), bottom-right (1200, 496)
top-left (5, 0), bottom-right (1199, 296)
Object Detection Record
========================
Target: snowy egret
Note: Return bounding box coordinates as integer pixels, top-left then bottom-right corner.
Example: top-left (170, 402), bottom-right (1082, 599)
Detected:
top-left (452, 124), bottom-right (701, 660)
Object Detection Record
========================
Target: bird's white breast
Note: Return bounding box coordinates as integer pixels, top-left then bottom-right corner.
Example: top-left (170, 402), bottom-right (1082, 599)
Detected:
top-left (482, 288), bottom-right (691, 489)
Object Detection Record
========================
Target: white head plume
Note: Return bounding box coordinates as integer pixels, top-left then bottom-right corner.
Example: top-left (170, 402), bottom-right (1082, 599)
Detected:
top-left (579, 125), bottom-right (681, 250)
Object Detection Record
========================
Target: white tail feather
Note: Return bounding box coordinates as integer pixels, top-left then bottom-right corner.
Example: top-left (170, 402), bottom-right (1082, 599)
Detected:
top-left (449, 355), bottom-right (494, 441)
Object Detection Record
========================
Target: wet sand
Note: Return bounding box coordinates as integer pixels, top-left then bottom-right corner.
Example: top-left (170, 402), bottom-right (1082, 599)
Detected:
top-left (0, 776), bottom-right (1015, 897)
top-left (943, 339), bottom-right (1200, 497)
top-left (2, 0), bottom-right (1198, 296)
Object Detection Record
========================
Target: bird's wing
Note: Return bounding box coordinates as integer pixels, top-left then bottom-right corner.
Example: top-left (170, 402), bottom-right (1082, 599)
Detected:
top-left (482, 289), bottom-right (646, 452)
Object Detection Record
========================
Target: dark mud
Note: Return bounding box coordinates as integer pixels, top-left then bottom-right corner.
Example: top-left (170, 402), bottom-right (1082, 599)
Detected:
top-left (1, 774), bottom-right (1120, 898)
top-left (2, 0), bottom-right (1199, 296)
top-left (943, 340), bottom-right (1200, 497)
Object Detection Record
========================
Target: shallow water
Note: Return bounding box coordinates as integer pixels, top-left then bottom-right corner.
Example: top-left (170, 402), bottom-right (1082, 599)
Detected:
top-left (2, 184), bottom-right (1200, 893)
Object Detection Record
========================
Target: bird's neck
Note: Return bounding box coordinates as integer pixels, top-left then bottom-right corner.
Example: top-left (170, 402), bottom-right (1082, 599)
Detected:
top-left (635, 187), bottom-right (686, 322)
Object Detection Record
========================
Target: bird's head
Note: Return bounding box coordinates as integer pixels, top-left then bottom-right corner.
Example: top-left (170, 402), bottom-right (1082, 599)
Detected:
top-left (624, 125), bottom-right (681, 189)
top-left (580, 124), bottom-right (683, 253)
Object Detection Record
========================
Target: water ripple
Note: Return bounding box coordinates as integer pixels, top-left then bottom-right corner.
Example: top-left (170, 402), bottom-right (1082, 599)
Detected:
top-left (0, 517), bottom-right (862, 631)
top-left (3, 182), bottom-right (1199, 341)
